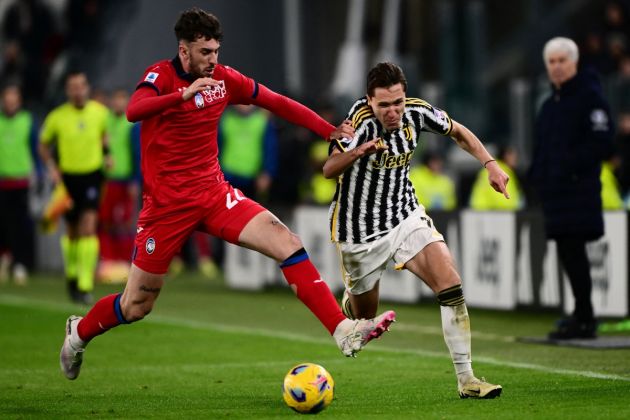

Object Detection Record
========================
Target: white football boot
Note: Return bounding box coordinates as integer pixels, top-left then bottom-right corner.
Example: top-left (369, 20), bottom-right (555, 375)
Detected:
top-left (333, 310), bottom-right (396, 357)
top-left (59, 315), bottom-right (86, 380)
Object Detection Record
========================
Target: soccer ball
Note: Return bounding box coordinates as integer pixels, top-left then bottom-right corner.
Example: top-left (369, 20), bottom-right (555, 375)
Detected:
top-left (282, 363), bottom-right (335, 414)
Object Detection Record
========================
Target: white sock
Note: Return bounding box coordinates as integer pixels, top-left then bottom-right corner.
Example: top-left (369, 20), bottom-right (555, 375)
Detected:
top-left (440, 303), bottom-right (474, 384)
top-left (70, 319), bottom-right (87, 349)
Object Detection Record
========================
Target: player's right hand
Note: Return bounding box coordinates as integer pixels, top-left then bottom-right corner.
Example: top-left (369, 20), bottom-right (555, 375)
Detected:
top-left (182, 78), bottom-right (221, 101)
top-left (328, 120), bottom-right (355, 141)
top-left (358, 138), bottom-right (388, 157)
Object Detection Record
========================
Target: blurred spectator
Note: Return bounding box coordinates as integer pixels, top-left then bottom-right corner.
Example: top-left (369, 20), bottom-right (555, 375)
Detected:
top-left (39, 72), bottom-right (109, 304)
top-left (91, 87), bottom-right (109, 106)
top-left (602, 1), bottom-right (630, 63)
top-left (270, 118), bottom-right (312, 206)
top-left (609, 55), bottom-right (630, 113)
top-left (169, 232), bottom-right (220, 281)
top-left (1, 0), bottom-right (60, 103)
top-left (306, 140), bottom-right (337, 205)
top-left (0, 84), bottom-right (37, 284)
top-left (65, 0), bottom-right (105, 54)
top-left (530, 37), bottom-right (614, 340)
top-left (614, 111), bottom-right (630, 199)
top-left (581, 31), bottom-right (616, 75)
top-left (97, 89), bottom-right (140, 283)
top-left (211, 104), bottom-right (280, 278)
top-left (218, 104), bottom-right (278, 201)
top-left (600, 157), bottom-right (624, 209)
top-left (409, 152), bottom-right (457, 210)
top-left (469, 145), bottom-right (524, 210)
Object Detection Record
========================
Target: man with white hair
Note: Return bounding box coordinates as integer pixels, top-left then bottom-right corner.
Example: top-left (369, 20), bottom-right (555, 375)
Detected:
top-left (530, 37), bottom-right (614, 339)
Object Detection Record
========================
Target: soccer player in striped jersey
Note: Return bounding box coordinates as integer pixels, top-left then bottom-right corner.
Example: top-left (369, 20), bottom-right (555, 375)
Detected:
top-left (324, 62), bottom-right (509, 399)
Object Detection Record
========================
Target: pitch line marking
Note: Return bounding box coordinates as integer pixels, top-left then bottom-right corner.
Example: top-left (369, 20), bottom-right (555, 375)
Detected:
top-left (1, 294), bottom-right (628, 383)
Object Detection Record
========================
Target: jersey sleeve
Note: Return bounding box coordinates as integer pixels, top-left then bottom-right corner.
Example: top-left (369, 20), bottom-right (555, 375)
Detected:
top-left (222, 66), bottom-right (257, 104)
top-left (39, 110), bottom-right (58, 145)
top-left (330, 97), bottom-right (370, 154)
top-left (407, 98), bottom-right (452, 135)
top-left (136, 64), bottom-right (171, 95)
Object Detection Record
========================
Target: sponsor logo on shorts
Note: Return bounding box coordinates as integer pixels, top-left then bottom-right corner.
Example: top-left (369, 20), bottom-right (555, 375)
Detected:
top-left (146, 237), bottom-right (156, 254)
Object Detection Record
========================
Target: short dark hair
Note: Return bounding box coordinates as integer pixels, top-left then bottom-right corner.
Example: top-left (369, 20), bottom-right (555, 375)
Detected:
top-left (64, 71), bottom-right (87, 84)
top-left (174, 8), bottom-right (223, 43)
top-left (367, 62), bottom-right (407, 97)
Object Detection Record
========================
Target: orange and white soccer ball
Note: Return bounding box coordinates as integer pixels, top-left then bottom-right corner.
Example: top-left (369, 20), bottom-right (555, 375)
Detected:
top-left (282, 363), bottom-right (334, 414)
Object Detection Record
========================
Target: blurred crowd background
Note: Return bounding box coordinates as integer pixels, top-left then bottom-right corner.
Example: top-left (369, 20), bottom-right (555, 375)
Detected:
top-left (2, 0), bottom-right (630, 282)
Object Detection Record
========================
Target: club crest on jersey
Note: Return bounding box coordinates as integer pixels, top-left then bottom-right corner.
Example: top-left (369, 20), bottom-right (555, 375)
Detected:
top-left (146, 238), bottom-right (156, 254)
top-left (590, 109), bottom-right (609, 131)
top-left (403, 124), bottom-right (412, 141)
top-left (194, 92), bottom-right (204, 108)
top-left (144, 72), bottom-right (159, 83)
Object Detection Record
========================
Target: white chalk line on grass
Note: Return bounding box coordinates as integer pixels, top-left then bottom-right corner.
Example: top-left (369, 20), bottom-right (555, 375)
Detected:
top-left (1, 294), bottom-right (629, 383)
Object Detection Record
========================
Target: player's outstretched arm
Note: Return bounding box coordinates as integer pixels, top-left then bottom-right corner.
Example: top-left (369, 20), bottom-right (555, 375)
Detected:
top-left (323, 138), bottom-right (387, 179)
top-left (126, 78), bottom-right (220, 122)
top-left (252, 84), bottom-right (351, 141)
top-left (126, 87), bottom-right (183, 122)
top-left (449, 120), bottom-right (510, 199)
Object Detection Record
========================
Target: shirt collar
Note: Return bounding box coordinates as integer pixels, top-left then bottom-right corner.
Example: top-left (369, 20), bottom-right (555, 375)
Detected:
top-left (171, 55), bottom-right (196, 82)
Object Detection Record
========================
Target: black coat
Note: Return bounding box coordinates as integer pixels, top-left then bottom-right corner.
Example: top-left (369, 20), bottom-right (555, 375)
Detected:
top-left (530, 70), bottom-right (614, 240)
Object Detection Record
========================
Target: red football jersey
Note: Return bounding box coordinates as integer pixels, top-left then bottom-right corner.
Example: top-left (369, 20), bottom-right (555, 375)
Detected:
top-left (131, 57), bottom-right (335, 207)
top-left (133, 57), bottom-right (258, 206)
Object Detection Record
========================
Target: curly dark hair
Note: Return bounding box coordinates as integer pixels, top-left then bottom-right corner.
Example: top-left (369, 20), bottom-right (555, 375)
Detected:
top-left (174, 7), bottom-right (223, 42)
top-left (366, 62), bottom-right (407, 97)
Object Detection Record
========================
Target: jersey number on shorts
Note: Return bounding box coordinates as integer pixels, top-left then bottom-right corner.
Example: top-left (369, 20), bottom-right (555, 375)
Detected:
top-left (226, 190), bottom-right (246, 209)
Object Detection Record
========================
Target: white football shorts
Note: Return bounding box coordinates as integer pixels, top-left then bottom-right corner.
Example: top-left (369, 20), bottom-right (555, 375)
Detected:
top-left (336, 206), bottom-right (444, 295)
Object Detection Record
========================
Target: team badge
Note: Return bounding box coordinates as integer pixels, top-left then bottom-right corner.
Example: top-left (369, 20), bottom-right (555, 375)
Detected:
top-left (146, 238), bottom-right (156, 254)
top-left (144, 72), bottom-right (159, 83)
top-left (403, 124), bottom-right (412, 141)
top-left (194, 92), bottom-right (205, 108)
top-left (590, 109), bottom-right (609, 131)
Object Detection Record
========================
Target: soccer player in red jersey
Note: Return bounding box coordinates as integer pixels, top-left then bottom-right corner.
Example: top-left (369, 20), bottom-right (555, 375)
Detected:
top-left (59, 7), bottom-right (396, 380)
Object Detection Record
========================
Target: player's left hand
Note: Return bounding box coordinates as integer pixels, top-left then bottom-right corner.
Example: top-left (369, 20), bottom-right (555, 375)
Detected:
top-left (486, 161), bottom-right (510, 199)
top-left (328, 120), bottom-right (354, 141)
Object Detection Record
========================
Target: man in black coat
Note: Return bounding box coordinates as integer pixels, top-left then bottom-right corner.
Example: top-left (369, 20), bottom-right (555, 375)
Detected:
top-left (530, 37), bottom-right (614, 339)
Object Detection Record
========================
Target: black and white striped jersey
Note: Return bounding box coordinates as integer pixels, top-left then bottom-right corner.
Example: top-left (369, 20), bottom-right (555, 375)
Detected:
top-left (329, 96), bottom-right (452, 243)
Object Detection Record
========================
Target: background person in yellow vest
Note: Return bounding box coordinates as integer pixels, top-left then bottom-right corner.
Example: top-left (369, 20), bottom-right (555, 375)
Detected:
top-left (409, 152), bottom-right (457, 210)
top-left (201, 104), bottom-right (279, 277)
top-left (600, 158), bottom-right (624, 210)
top-left (306, 140), bottom-right (338, 205)
top-left (39, 72), bottom-right (110, 304)
top-left (0, 84), bottom-right (37, 285)
top-left (218, 104), bottom-right (279, 199)
top-left (469, 145), bottom-right (524, 210)
top-left (98, 89), bottom-right (140, 283)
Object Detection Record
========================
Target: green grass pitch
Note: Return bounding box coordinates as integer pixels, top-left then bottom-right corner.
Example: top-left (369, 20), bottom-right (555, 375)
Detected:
top-left (1, 273), bottom-right (629, 419)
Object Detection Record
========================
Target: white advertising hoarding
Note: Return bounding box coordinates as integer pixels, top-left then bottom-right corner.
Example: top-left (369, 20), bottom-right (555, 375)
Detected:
top-left (461, 211), bottom-right (516, 309)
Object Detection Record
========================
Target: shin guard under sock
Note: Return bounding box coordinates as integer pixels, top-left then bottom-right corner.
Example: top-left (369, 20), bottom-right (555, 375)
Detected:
top-left (77, 293), bottom-right (129, 343)
top-left (280, 248), bottom-right (346, 334)
top-left (437, 284), bottom-right (473, 382)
